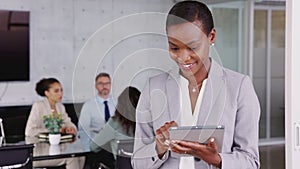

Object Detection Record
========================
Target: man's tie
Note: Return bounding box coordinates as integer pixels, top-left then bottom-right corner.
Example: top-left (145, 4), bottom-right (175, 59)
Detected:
top-left (103, 101), bottom-right (110, 122)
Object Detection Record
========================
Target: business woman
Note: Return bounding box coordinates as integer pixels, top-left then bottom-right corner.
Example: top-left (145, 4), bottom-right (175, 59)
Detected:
top-left (90, 86), bottom-right (140, 168)
top-left (132, 1), bottom-right (260, 169)
top-left (25, 78), bottom-right (84, 169)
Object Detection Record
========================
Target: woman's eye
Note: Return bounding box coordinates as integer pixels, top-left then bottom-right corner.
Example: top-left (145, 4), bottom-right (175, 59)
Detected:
top-left (189, 47), bottom-right (198, 50)
top-left (170, 47), bottom-right (179, 51)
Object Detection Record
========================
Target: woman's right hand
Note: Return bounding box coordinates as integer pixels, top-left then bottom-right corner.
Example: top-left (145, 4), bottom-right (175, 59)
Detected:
top-left (155, 121), bottom-right (178, 159)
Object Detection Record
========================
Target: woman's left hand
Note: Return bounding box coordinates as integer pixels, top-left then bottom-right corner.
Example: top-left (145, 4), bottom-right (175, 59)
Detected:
top-left (65, 127), bottom-right (77, 135)
top-left (170, 137), bottom-right (221, 168)
top-left (60, 127), bottom-right (77, 135)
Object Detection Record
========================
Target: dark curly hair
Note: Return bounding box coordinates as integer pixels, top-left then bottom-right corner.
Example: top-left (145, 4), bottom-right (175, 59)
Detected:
top-left (35, 78), bottom-right (60, 96)
top-left (166, 0), bottom-right (214, 36)
top-left (112, 86), bottom-right (141, 135)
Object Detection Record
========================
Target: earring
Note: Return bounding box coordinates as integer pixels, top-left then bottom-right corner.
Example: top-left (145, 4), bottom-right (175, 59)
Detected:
top-left (210, 43), bottom-right (215, 46)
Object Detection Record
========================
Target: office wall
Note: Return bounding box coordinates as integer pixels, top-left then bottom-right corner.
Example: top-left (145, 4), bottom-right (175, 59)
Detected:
top-left (0, 0), bottom-right (175, 106)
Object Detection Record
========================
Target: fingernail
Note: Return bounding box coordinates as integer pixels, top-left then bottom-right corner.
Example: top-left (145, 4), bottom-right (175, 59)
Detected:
top-left (171, 140), bottom-right (178, 144)
top-left (164, 139), bottom-right (170, 146)
top-left (210, 138), bottom-right (215, 142)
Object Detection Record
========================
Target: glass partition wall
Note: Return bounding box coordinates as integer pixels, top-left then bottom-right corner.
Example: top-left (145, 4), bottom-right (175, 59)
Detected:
top-left (207, 0), bottom-right (285, 145)
top-left (254, 4), bottom-right (285, 143)
top-left (209, 1), bottom-right (248, 74)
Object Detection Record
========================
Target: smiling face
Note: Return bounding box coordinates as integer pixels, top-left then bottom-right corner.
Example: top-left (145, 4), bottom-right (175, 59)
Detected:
top-left (167, 20), bottom-right (215, 80)
top-left (45, 82), bottom-right (63, 103)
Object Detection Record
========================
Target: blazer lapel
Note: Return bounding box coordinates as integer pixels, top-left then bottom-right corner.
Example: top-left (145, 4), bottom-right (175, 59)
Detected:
top-left (166, 69), bottom-right (181, 122)
top-left (197, 59), bottom-right (226, 126)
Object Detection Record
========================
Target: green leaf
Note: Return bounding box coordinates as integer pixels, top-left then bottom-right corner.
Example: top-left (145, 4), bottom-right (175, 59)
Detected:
top-left (42, 113), bottom-right (64, 134)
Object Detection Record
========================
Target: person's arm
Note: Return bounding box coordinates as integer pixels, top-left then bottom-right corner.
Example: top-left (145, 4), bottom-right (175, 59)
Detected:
top-left (25, 102), bottom-right (48, 137)
top-left (132, 79), bottom-right (169, 169)
top-left (60, 104), bottom-right (77, 134)
top-left (220, 76), bottom-right (260, 169)
top-left (90, 119), bottom-right (115, 152)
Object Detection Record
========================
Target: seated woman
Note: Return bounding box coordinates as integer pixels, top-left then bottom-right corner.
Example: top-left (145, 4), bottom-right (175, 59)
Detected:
top-left (25, 77), bottom-right (84, 169)
top-left (90, 86), bottom-right (140, 163)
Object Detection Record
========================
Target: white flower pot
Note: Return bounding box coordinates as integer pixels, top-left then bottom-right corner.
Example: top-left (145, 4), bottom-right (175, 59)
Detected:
top-left (49, 144), bottom-right (61, 155)
top-left (49, 133), bottom-right (61, 145)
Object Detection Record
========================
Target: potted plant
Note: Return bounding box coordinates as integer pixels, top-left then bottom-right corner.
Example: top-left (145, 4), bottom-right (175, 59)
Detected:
top-left (42, 113), bottom-right (63, 145)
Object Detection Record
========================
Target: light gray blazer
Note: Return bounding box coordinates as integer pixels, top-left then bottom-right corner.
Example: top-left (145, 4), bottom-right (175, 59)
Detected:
top-left (25, 98), bottom-right (77, 137)
top-left (132, 59), bottom-right (260, 169)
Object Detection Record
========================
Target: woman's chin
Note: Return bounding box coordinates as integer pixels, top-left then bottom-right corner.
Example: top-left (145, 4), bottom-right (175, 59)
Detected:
top-left (180, 69), bottom-right (195, 77)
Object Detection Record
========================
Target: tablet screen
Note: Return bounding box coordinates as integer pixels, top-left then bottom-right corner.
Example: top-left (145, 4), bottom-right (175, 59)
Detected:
top-left (169, 125), bottom-right (224, 157)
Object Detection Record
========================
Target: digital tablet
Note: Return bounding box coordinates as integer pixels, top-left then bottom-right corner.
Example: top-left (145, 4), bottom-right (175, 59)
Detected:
top-left (169, 125), bottom-right (224, 157)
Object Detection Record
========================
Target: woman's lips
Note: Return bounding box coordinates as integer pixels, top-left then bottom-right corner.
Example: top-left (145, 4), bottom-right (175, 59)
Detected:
top-left (180, 62), bottom-right (196, 70)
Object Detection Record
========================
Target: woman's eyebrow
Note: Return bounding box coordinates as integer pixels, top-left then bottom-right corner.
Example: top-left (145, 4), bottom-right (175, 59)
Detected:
top-left (168, 39), bottom-right (201, 46)
top-left (186, 39), bottom-right (201, 46)
top-left (168, 41), bottom-right (177, 46)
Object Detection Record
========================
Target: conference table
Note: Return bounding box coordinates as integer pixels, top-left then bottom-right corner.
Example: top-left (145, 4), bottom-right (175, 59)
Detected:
top-left (1, 135), bottom-right (91, 161)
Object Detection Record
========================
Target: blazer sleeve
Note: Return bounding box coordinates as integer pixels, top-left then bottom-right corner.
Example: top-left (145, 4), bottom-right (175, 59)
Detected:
top-left (25, 102), bottom-right (49, 137)
top-left (220, 76), bottom-right (260, 169)
top-left (132, 79), bottom-right (169, 169)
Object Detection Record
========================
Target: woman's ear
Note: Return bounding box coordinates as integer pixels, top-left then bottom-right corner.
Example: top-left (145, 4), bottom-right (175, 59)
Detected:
top-left (209, 28), bottom-right (216, 45)
top-left (44, 90), bottom-right (49, 97)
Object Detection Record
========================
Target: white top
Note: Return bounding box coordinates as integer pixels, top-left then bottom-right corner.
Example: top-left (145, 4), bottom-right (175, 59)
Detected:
top-left (179, 76), bottom-right (207, 169)
top-left (78, 95), bottom-right (115, 139)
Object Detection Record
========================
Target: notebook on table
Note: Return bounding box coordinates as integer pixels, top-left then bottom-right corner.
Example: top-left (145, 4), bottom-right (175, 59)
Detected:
top-left (38, 133), bottom-right (75, 143)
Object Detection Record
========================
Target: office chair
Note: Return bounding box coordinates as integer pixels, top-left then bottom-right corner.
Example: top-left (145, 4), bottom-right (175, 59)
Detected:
top-left (115, 139), bottom-right (134, 169)
top-left (0, 144), bottom-right (34, 169)
top-left (0, 118), bottom-right (4, 137)
top-left (0, 118), bottom-right (5, 145)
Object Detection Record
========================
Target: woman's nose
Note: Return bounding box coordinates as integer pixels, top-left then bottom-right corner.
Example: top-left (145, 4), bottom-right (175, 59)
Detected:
top-left (177, 50), bottom-right (191, 62)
